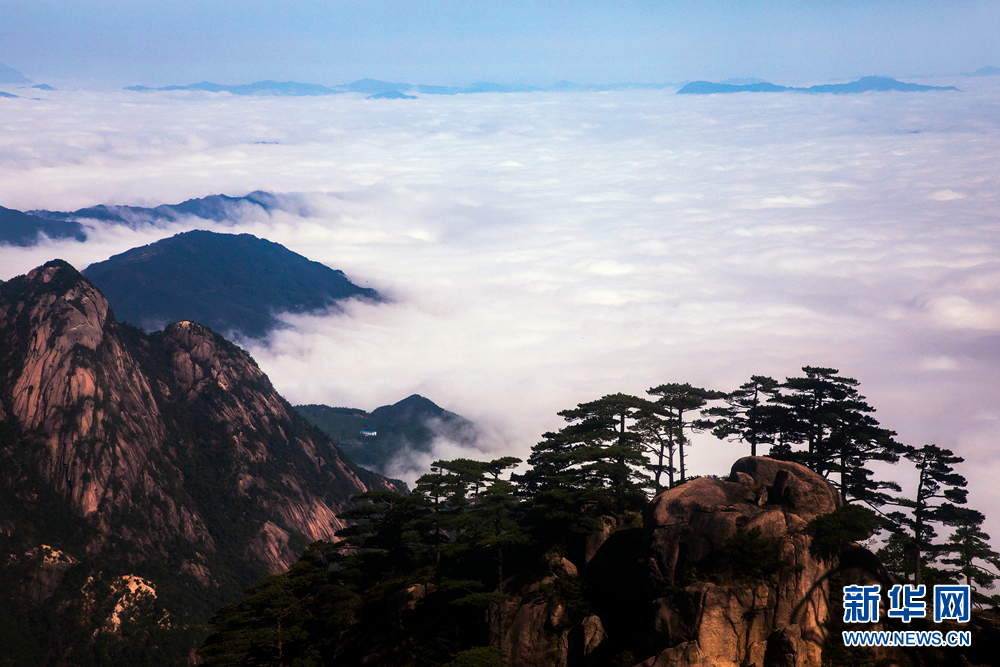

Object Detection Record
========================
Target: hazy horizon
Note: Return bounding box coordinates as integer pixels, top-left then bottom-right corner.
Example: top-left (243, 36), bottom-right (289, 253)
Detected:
top-left (2, 2), bottom-right (1000, 87)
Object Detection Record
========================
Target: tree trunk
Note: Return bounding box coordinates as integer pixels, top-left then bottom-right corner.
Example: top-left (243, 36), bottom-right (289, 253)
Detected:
top-left (655, 446), bottom-right (664, 492)
top-left (914, 463), bottom-right (927, 587)
top-left (678, 408), bottom-right (687, 482)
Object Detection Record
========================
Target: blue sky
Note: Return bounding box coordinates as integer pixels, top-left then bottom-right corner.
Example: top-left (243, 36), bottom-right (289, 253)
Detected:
top-left (2, 1), bottom-right (999, 85)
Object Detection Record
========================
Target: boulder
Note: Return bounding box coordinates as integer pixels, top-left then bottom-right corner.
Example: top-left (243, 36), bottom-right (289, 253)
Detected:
top-left (728, 457), bottom-right (842, 521)
top-left (640, 457), bottom-right (846, 667)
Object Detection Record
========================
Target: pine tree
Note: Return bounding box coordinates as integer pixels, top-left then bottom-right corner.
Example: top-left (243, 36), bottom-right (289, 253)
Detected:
top-left (200, 575), bottom-right (307, 667)
top-left (698, 375), bottom-right (783, 457)
top-left (646, 383), bottom-right (724, 484)
top-left (772, 366), bottom-right (900, 504)
top-left (634, 403), bottom-right (677, 492)
top-left (435, 457), bottom-right (527, 592)
top-left (336, 490), bottom-right (425, 561)
top-left (886, 444), bottom-right (968, 587)
top-left (414, 462), bottom-right (472, 565)
top-left (940, 506), bottom-right (1000, 603)
top-left (519, 393), bottom-right (651, 511)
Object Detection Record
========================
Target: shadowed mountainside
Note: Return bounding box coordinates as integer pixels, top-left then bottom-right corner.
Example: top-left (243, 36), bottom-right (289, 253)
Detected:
top-left (2, 191), bottom-right (289, 247)
top-left (296, 394), bottom-right (481, 474)
top-left (0, 205), bottom-right (86, 247)
top-left (81, 230), bottom-right (380, 338)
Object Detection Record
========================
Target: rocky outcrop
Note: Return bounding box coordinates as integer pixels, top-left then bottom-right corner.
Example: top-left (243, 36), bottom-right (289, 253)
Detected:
top-left (158, 319), bottom-right (375, 560)
top-left (638, 458), bottom-right (848, 667)
top-left (85, 574), bottom-right (169, 635)
top-left (467, 458), bottom-right (865, 667)
top-left (20, 545), bottom-right (77, 604)
top-left (0, 260), bottom-right (401, 665)
top-left (488, 554), bottom-right (612, 667)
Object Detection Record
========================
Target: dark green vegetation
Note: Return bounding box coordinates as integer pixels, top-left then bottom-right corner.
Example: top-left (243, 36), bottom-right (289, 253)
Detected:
top-left (296, 395), bottom-right (479, 475)
top-left (0, 204), bottom-right (86, 246)
top-left (81, 230), bottom-right (380, 337)
top-left (206, 366), bottom-right (999, 666)
top-left (201, 458), bottom-right (532, 667)
top-left (677, 76), bottom-right (959, 94)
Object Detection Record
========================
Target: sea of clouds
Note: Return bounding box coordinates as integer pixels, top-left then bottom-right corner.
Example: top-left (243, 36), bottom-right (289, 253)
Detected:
top-left (1, 78), bottom-right (998, 538)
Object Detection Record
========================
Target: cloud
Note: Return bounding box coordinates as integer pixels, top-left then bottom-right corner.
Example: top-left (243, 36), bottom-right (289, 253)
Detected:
top-left (2, 80), bottom-right (1000, 535)
top-left (929, 189), bottom-right (966, 201)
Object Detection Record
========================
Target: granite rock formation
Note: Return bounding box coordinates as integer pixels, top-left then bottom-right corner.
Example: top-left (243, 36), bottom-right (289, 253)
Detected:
top-left (0, 259), bottom-right (398, 665)
top-left (638, 457), bottom-right (864, 667)
top-left (485, 457), bottom-right (889, 667)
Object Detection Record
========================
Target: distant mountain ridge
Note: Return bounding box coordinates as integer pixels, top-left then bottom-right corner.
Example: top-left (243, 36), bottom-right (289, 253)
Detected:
top-left (2, 191), bottom-right (288, 247)
top-left (0, 63), bottom-right (30, 84)
top-left (296, 394), bottom-right (480, 475)
top-left (966, 66), bottom-right (1000, 77)
top-left (677, 76), bottom-right (959, 95)
top-left (31, 190), bottom-right (281, 226)
top-left (125, 80), bottom-right (340, 96)
top-left (121, 73), bottom-right (982, 99)
top-left (0, 205), bottom-right (86, 246)
top-left (124, 77), bottom-right (683, 96)
top-left (81, 230), bottom-right (380, 338)
top-left (367, 90), bottom-right (417, 100)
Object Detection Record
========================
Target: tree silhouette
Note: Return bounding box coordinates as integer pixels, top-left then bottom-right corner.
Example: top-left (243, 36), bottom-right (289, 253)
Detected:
top-left (886, 444), bottom-right (968, 586)
top-left (634, 403), bottom-right (677, 492)
top-left (772, 366), bottom-right (900, 504)
top-left (519, 393), bottom-right (651, 511)
top-left (940, 506), bottom-right (1000, 603)
top-left (200, 575), bottom-right (307, 667)
top-left (434, 457), bottom-right (527, 592)
top-left (698, 375), bottom-right (783, 457)
top-left (646, 383), bottom-right (724, 484)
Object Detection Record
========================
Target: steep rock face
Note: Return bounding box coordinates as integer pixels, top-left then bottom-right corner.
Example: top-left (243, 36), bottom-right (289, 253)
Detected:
top-left (0, 260), bottom-right (399, 665)
top-left (639, 457), bottom-right (847, 667)
top-left (158, 320), bottom-right (376, 567)
top-left (491, 555), bottom-right (609, 667)
top-left (1, 261), bottom-right (167, 529)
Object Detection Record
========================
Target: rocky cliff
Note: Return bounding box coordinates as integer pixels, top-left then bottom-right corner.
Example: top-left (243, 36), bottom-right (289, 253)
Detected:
top-left (484, 457), bottom-right (891, 667)
top-left (0, 259), bottom-right (399, 666)
top-left (637, 457), bottom-right (853, 667)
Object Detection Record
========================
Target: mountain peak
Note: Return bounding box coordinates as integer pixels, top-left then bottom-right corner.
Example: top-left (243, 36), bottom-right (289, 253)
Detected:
top-left (0, 63), bottom-right (30, 84)
top-left (0, 259), bottom-right (400, 662)
top-left (81, 230), bottom-right (379, 337)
